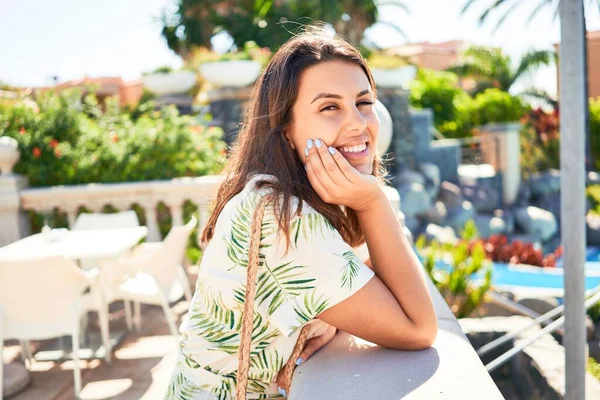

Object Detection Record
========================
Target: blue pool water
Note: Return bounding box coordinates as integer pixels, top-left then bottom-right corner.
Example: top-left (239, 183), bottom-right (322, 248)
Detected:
top-left (484, 246), bottom-right (600, 293)
top-left (433, 247), bottom-right (600, 295)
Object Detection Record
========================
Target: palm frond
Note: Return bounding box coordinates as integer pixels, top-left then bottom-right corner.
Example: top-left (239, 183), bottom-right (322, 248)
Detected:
top-left (374, 20), bottom-right (408, 39)
top-left (376, 0), bottom-right (410, 14)
top-left (446, 63), bottom-right (490, 79)
top-left (188, 279), bottom-right (241, 346)
top-left (223, 193), bottom-right (276, 269)
top-left (478, 0), bottom-right (509, 25)
top-left (248, 349), bottom-right (285, 382)
top-left (290, 213), bottom-right (335, 247)
top-left (338, 251), bottom-right (362, 290)
top-left (165, 371), bottom-right (206, 400)
top-left (492, 1), bottom-right (524, 34)
top-left (527, 0), bottom-right (553, 25)
top-left (292, 290), bottom-right (330, 329)
top-left (461, 0), bottom-right (481, 15)
top-left (519, 88), bottom-right (559, 108)
top-left (255, 260), bottom-right (316, 315)
top-left (512, 50), bottom-right (554, 84)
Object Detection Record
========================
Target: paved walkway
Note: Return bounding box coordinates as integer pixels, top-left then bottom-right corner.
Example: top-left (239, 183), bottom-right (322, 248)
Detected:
top-left (3, 273), bottom-right (197, 400)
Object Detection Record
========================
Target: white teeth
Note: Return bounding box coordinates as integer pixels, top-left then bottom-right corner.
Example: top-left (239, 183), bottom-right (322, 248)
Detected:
top-left (339, 144), bottom-right (367, 153)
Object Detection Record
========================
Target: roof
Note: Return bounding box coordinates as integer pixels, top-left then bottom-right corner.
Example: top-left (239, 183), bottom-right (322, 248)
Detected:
top-left (388, 40), bottom-right (471, 57)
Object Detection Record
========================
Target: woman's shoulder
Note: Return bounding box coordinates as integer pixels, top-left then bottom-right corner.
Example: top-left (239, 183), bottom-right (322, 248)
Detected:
top-left (237, 173), bottom-right (320, 216)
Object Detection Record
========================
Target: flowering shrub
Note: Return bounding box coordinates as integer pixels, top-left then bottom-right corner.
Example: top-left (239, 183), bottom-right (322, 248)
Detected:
top-left (519, 107), bottom-right (561, 177)
top-left (0, 89), bottom-right (226, 187)
top-left (476, 234), bottom-right (561, 267)
top-left (416, 221), bottom-right (493, 318)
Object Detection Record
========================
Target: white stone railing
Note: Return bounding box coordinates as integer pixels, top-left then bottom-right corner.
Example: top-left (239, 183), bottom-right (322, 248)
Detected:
top-left (1, 172), bottom-right (402, 246)
top-left (0, 173), bottom-right (223, 245)
top-left (19, 176), bottom-right (222, 243)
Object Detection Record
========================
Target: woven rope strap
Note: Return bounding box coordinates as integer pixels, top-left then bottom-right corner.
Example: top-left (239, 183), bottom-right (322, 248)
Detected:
top-left (236, 195), bottom-right (311, 399)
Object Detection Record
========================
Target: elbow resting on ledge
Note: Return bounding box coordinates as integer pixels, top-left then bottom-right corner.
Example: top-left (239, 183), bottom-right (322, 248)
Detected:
top-left (385, 319), bottom-right (439, 351)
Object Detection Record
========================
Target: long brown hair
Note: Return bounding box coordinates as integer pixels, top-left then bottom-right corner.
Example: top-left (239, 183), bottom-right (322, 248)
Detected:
top-left (201, 26), bottom-right (386, 249)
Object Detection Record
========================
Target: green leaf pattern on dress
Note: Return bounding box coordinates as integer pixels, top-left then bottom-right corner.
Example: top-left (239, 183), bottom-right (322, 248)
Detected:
top-left (167, 183), bottom-right (371, 399)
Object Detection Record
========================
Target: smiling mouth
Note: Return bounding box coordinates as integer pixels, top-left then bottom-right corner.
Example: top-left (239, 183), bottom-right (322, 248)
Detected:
top-left (336, 142), bottom-right (369, 159)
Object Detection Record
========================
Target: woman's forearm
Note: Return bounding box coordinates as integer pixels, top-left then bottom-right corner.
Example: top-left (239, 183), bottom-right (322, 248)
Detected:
top-left (356, 191), bottom-right (437, 335)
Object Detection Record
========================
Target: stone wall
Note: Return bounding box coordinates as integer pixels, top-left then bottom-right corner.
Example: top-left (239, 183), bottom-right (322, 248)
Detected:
top-left (204, 87), bottom-right (252, 147)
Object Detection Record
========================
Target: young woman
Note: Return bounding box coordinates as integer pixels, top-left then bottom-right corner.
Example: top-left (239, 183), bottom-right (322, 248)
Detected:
top-left (166, 27), bottom-right (437, 400)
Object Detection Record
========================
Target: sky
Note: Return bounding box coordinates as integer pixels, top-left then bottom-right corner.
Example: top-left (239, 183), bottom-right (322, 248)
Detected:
top-left (1, 0), bottom-right (600, 97)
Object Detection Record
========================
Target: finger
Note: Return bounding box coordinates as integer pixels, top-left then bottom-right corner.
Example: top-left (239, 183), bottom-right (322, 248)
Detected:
top-left (296, 335), bottom-right (331, 365)
top-left (328, 146), bottom-right (361, 183)
top-left (296, 326), bottom-right (337, 365)
top-left (305, 140), bottom-right (336, 202)
top-left (314, 139), bottom-right (351, 186)
top-left (306, 139), bottom-right (336, 189)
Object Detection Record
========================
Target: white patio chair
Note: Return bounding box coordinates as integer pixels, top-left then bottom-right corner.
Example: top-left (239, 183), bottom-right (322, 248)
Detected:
top-left (98, 217), bottom-right (197, 337)
top-left (0, 256), bottom-right (111, 399)
top-left (71, 209), bottom-right (142, 330)
top-left (71, 210), bottom-right (140, 231)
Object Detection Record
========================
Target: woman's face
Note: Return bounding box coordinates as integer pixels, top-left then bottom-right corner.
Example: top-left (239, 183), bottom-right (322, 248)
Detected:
top-left (285, 61), bottom-right (380, 175)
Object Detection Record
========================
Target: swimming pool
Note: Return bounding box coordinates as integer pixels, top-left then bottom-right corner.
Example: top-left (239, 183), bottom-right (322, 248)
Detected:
top-left (482, 246), bottom-right (600, 296)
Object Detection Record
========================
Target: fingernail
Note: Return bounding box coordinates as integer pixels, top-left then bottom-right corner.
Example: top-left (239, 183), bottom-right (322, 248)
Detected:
top-left (295, 357), bottom-right (303, 366)
top-left (278, 387), bottom-right (287, 397)
top-left (328, 146), bottom-right (335, 155)
top-left (304, 147), bottom-right (309, 157)
top-left (315, 139), bottom-right (322, 148)
top-left (307, 139), bottom-right (313, 149)
top-left (304, 164), bottom-right (307, 171)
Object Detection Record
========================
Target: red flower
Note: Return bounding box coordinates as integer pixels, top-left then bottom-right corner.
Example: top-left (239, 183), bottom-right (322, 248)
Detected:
top-left (32, 148), bottom-right (41, 158)
top-left (54, 148), bottom-right (61, 158)
top-left (110, 132), bottom-right (119, 143)
top-left (19, 127), bottom-right (26, 135)
top-left (49, 139), bottom-right (59, 149)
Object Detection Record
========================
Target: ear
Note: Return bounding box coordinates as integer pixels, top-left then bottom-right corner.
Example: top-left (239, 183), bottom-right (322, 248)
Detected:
top-left (283, 128), bottom-right (296, 150)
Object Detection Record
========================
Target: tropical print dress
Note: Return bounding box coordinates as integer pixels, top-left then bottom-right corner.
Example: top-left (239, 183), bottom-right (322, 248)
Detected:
top-left (166, 174), bottom-right (374, 400)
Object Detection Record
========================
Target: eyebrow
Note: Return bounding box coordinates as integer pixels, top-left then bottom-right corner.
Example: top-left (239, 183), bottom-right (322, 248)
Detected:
top-left (310, 89), bottom-right (371, 104)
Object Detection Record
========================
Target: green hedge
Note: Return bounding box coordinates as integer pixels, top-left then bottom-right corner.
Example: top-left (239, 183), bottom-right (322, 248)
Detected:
top-left (0, 90), bottom-right (226, 187)
top-left (410, 68), bottom-right (474, 138)
top-left (410, 69), bottom-right (529, 139)
top-left (590, 97), bottom-right (600, 168)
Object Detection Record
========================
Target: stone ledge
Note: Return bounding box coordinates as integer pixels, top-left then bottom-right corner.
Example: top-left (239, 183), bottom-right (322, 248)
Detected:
top-left (289, 277), bottom-right (503, 399)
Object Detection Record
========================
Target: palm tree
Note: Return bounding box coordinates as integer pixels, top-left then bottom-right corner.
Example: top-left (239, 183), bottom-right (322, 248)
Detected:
top-left (461, 0), bottom-right (600, 33)
top-left (447, 46), bottom-right (555, 97)
top-left (160, 0), bottom-right (410, 58)
top-left (460, 0), bottom-right (600, 169)
top-left (308, 0), bottom-right (410, 46)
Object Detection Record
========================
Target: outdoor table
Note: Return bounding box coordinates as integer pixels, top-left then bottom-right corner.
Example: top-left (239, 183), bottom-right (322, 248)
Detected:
top-left (0, 226), bottom-right (149, 367)
top-left (0, 226), bottom-right (148, 262)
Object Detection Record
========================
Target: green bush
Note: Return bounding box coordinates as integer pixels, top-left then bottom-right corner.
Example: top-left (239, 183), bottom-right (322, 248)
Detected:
top-left (470, 88), bottom-right (529, 127)
top-left (588, 185), bottom-right (600, 216)
top-left (590, 97), bottom-right (600, 168)
top-left (409, 70), bottom-right (529, 139)
top-left (416, 220), bottom-right (493, 318)
top-left (0, 89), bottom-right (226, 187)
top-left (410, 68), bottom-right (474, 139)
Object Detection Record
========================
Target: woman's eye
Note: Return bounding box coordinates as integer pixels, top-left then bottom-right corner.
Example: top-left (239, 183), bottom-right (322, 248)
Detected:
top-left (358, 100), bottom-right (375, 107)
top-left (320, 105), bottom-right (339, 112)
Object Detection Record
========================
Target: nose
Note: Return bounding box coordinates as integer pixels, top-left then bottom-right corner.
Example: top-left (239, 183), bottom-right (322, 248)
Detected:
top-left (343, 104), bottom-right (368, 133)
